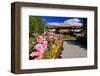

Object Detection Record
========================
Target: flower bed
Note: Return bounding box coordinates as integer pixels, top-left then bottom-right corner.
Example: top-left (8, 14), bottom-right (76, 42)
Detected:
top-left (29, 29), bottom-right (63, 60)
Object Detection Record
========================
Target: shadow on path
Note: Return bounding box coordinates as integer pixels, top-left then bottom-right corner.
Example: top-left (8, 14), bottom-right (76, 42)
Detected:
top-left (64, 40), bottom-right (87, 49)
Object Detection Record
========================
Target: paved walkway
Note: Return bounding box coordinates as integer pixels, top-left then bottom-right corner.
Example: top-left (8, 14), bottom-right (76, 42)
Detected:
top-left (62, 40), bottom-right (87, 58)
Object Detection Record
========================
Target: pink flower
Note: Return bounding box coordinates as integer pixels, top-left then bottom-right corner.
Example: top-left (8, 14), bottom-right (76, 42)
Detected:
top-left (48, 31), bottom-right (54, 36)
top-left (34, 56), bottom-right (42, 60)
top-left (39, 50), bottom-right (44, 55)
top-left (43, 37), bottom-right (46, 41)
top-left (43, 44), bottom-right (47, 50)
top-left (30, 50), bottom-right (44, 57)
top-left (30, 51), bottom-right (40, 57)
top-left (30, 51), bottom-right (44, 59)
top-left (43, 40), bottom-right (48, 45)
top-left (35, 44), bottom-right (44, 52)
top-left (42, 41), bottom-right (48, 50)
top-left (37, 35), bottom-right (43, 43)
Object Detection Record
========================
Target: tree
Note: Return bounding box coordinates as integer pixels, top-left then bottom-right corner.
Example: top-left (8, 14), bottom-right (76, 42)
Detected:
top-left (29, 16), bottom-right (46, 37)
top-left (81, 18), bottom-right (87, 48)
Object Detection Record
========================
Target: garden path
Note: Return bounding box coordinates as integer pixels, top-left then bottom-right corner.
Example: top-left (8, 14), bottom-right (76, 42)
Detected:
top-left (62, 40), bottom-right (87, 58)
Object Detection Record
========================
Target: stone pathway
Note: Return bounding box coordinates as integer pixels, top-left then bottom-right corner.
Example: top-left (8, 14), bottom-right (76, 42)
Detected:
top-left (62, 40), bottom-right (87, 58)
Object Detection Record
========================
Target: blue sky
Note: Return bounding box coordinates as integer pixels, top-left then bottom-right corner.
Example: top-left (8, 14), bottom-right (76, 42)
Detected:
top-left (42, 16), bottom-right (83, 23)
top-left (41, 16), bottom-right (87, 26)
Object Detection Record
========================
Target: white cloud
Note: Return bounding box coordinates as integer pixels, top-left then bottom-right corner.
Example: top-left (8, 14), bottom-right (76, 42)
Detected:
top-left (47, 18), bottom-right (83, 26)
top-left (47, 22), bottom-right (60, 26)
top-left (64, 18), bottom-right (83, 26)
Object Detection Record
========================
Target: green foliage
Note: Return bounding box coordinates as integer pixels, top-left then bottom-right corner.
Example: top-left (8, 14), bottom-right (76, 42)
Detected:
top-left (29, 16), bottom-right (46, 37)
top-left (81, 24), bottom-right (87, 49)
top-left (81, 18), bottom-right (87, 33)
top-left (29, 34), bottom-right (37, 53)
top-left (81, 25), bottom-right (87, 32)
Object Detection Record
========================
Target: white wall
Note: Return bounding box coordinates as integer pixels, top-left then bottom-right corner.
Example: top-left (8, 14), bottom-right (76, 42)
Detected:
top-left (0, 0), bottom-right (99, 76)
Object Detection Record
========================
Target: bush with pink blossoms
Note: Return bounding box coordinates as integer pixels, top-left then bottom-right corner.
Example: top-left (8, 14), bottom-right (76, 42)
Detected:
top-left (34, 44), bottom-right (44, 52)
top-left (30, 30), bottom-right (56, 60)
top-left (42, 40), bottom-right (48, 50)
top-left (36, 35), bottom-right (43, 43)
